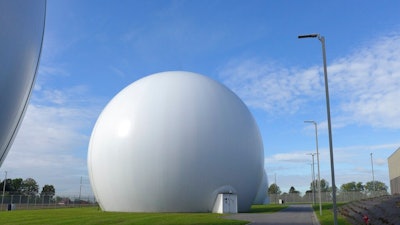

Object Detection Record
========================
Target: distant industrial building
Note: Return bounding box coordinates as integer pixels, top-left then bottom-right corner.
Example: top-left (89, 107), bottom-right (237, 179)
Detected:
top-left (388, 147), bottom-right (400, 194)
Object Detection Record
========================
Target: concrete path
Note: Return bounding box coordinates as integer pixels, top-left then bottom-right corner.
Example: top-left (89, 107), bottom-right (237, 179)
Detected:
top-left (224, 205), bottom-right (320, 225)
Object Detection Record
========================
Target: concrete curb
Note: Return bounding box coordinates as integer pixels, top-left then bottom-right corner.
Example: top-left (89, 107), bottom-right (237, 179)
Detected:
top-left (312, 210), bottom-right (321, 225)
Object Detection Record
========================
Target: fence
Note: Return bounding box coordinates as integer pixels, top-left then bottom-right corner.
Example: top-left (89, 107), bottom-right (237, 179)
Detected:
top-left (0, 195), bottom-right (97, 211)
top-left (0, 191), bottom-right (389, 211)
top-left (268, 190), bottom-right (389, 204)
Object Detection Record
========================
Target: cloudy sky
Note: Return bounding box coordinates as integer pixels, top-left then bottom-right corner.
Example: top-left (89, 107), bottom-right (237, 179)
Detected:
top-left (2, 0), bottom-right (400, 196)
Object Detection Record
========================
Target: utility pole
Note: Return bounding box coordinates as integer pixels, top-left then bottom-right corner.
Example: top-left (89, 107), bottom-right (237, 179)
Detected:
top-left (1, 171), bottom-right (7, 211)
top-left (79, 176), bottom-right (82, 201)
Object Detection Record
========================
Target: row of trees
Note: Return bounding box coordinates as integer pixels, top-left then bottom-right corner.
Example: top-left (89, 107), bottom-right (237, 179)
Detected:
top-left (339, 181), bottom-right (387, 193)
top-left (268, 179), bottom-right (388, 196)
top-left (0, 178), bottom-right (55, 197)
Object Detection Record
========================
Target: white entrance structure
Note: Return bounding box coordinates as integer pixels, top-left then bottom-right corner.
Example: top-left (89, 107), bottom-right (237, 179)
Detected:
top-left (213, 193), bottom-right (238, 214)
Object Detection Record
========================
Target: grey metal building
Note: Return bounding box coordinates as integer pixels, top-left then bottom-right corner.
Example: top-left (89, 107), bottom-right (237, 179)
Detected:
top-left (388, 147), bottom-right (400, 194)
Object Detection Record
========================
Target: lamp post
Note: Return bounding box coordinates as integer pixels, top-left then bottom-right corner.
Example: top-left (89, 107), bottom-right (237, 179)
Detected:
top-left (79, 176), bottom-right (82, 201)
top-left (304, 120), bottom-right (322, 215)
top-left (370, 153), bottom-right (375, 193)
top-left (308, 163), bottom-right (314, 204)
top-left (299, 33), bottom-right (337, 225)
top-left (274, 173), bottom-right (278, 204)
top-left (1, 171), bottom-right (7, 211)
top-left (307, 153), bottom-right (316, 205)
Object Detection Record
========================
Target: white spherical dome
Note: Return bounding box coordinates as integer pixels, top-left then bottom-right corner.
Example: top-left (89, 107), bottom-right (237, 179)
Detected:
top-left (88, 71), bottom-right (264, 212)
top-left (0, 1), bottom-right (46, 166)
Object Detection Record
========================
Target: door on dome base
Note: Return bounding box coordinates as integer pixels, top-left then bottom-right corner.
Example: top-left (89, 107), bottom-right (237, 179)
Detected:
top-left (212, 193), bottom-right (237, 214)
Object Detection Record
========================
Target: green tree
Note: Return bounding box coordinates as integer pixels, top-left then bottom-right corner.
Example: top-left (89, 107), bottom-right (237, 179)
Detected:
top-left (0, 178), bottom-right (24, 195)
top-left (21, 178), bottom-right (39, 196)
top-left (10, 178), bottom-right (23, 194)
top-left (320, 179), bottom-right (330, 192)
top-left (340, 181), bottom-right (364, 192)
top-left (310, 178), bottom-right (331, 192)
top-left (365, 181), bottom-right (388, 193)
top-left (268, 183), bottom-right (281, 195)
top-left (310, 180), bottom-right (316, 192)
top-left (289, 186), bottom-right (300, 194)
top-left (285, 186), bottom-right (301, 202)
top-left (0, 179), bottom-right (12, 194)
top-left (40, 184), bottom-right (55, 197)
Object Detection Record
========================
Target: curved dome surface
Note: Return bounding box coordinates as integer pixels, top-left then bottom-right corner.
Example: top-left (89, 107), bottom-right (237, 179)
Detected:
top-left (0, 0), bottom-right (46, 166)
top-left (88, 71), bottom-right (264, 212)
top-left (253, 171), bottom-right (269, 204)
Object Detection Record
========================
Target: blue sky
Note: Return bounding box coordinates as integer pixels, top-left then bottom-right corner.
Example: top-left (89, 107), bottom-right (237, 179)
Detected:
top-left (2, 0), bottom-right (400, 196)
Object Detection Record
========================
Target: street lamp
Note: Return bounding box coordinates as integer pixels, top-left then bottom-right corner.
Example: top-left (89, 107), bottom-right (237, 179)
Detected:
top-left (307, 153), bottom-right (316, 205)
top-left (299, 33), bottom-right (337, 225)
top-left (370, 153), bottom-right (375, 193)
top-left (304, 120), bottom-right (322, 215)
top-left (1, 171), bottom-right (7, 211)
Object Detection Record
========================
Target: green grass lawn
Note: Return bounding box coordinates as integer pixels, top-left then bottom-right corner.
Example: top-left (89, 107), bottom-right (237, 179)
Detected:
top-left (313, 203), bottom-right (352, 225)
top-left (0, 207), bottom-right (247, 225)
top-left (1, 203), bottom-right (357, 225)
top-left (0, 204), bottom-right (289, 225)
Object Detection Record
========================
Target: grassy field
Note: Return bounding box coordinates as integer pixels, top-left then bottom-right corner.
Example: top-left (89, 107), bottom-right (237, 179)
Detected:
top-left (0, 207), bottom-right (244, 225)
top-left (0, 203), bottom-right (356, 225)
top-left (0, 205), bottom-right (288, 225)
top-left (313, 203), bottom-right (352, 225)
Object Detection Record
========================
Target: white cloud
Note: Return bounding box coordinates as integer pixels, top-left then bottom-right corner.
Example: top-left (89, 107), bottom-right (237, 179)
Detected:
top-left (219, 59), bottom-right (325, 114)
top-left (2, 85), bottom-right (103, 196)
top-left (329, 34), bottom-right (400, 128)
top-left (34, 65), bottom-right (70, 92)
top-left (219, 33), bottom-right (400, 128)
top-left (0, 21), bottom-right (105, 196)
top-left (266, 152), bottom-right (311, 164)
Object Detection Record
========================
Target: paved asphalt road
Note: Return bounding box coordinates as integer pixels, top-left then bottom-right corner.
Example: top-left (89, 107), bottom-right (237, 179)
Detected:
top-left (224, 205), bottom-right (320, 225)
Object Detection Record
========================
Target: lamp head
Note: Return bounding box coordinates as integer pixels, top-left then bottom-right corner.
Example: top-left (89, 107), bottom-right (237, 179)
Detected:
top-left (304, 120), bottom-right (316, 124)
top-left (298, 34), bottom-right (319, 39)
